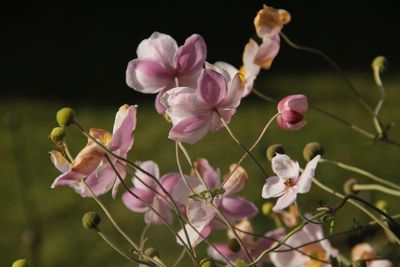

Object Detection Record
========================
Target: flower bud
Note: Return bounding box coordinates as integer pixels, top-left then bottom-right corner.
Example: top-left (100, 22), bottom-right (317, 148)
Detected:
top-left (262, 202), bottom-right (274, 216)
top-left (266, 144), bottom-right (285, 161)
top-left (11, 259), bottom-right (28, 267)
top-left (56, 107), bottom-right (75, 127)
top-left (144, 247), bottom-right (159, 258)
top-left (50, 127), bottom-right (66, 143)
top-left (372, 56), bottom-right (388, 73)
top-left (277, 95), bottom-right (308, 131)
top-left (343, 178), bottom-right (358, 195)
top-left (375, 200), bottom-right (387, 211)
top-left (199, 258), bottom-right (216, 267)
top-left (303, 142), bottom-right (324, 161)
top-left (351, 259), bottom-right (367, 267)
top-left (227, 238), bottom-right (241, 253)
top-left (82, 212), bottom-right (101, 230)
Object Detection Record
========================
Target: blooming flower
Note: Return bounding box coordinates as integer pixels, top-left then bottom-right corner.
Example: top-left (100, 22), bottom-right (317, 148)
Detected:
top-left (276, 94), bottom-right (308, 130)
top-left (351, 243), bottom-right (392, 267)
top-left (126, 32), bottom-right (207, 114)
top-left (270, 223), bottom-right (338, 267)
top-left (177, 159), bottom-right (258, 247)
top-left (161, 67), bottom-right (242, 144)
top-left (51, 105), bottom-right (136, 198)
top-left (262, 154), bottom-right (320, 212)
top-left (207, 220), bottom-right (285, 266)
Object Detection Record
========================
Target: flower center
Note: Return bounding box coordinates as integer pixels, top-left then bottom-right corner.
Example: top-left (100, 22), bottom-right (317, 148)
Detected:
top-left (284, 178), bottom-right (295, 187)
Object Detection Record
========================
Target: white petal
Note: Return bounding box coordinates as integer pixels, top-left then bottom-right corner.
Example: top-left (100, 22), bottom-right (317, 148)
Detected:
top-left (271, 154), bottom-right (300, 180)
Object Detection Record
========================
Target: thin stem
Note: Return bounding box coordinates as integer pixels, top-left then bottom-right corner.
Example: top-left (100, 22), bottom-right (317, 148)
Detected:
top-left (320, 158), bottom-right (400, 190)
top-left (218, 116), bottom-right (269, 178)
top-left (172, 249), bottom-right (187, 267)
top-left (140, 224), bottom-right (151, 248)
top-left (353, 183), bottom-right (400, 197)
top-left (62, 142), bottom-right (74, 163)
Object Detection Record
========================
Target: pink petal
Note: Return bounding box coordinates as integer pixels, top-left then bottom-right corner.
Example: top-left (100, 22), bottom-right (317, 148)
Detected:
top-left (177, 223), bottom-right (212, 247)
top-left (174, 34), bottom-right (207, 77)
top-left (195, 158), bottom-right (221, 190)
top-left (272, 189), bottom-right (297, 212)
top-left (271, 154), bottom-right (300, 181)
top-left (160, 173), bottom-right (180, 193)
top-left (211, 61), bottom-right (238, 81)
top-left (133, 160), bottom-right (159, 189)
top-left (50, 150), bottom-right (70, 173)
top-left (220, 196), bottom-right (258, 219)
top-left (136, 32), bottom-right (178, 66)
top-left (281, 110), bottom-right (304, 125)
top-left (222, 164), bottom-right (248, 195)
top-left (126, 59), bottom-right (174, 93)
top-left (261, 176), bottom-right (286, 199)
top-left (253, 35), bottom-right (280, 70)
top-left (155, 87), bottom-right (169, 114)
top-left (144, 197), bottom-right (173, 225)
top-left (297, 155), bottom-right (320, 194)
top-left (270, 249), bottom-right (304, 267)
top-left (80, 165), bottom-right (116, 197)
top-left (220, 72), bottom-right (242, 109)
top-left (111, 162), bottom-right (127, 198)
top-left (51, 170), bottom-right (84, 188)
top-left (207, 243), bottom-right (245, 263)
top-left (168, 115), bottom-right (211, 144)
top-left (197, 69), bottom-right (228, 107)
top-left (111, 105), bottom-right (137, 155)
top-left (256, 228), bottom-right (286, 249)
top-left (278, 94), bottom-right (308, 113)
top-left (122, 187), bottom-right (155, 213)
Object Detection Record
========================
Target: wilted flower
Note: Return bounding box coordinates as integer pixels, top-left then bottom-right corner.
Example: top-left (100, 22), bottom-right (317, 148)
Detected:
top-left (51, 105), bottom-right (136, 198)
top-left (161, 68), bottom-right (242, 144)
top-left (262, 154), bottom-right (320, 212)
top-left (276, 94), bottom-right (308, 130)
top-left (126, 32), bottom-right (207, 114)
top-left (351, 243), bottom-right (392, 267)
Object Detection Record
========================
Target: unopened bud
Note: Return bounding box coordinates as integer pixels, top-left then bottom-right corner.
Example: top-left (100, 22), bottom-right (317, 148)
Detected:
top-left (375, 200), bottom-right (387, 211)
top-left (82, 212), bottom-right (101, 230)
top-left (303, 142), bottom-right (324, 161)
top-left (372, 56), bottom-right (388, 73)
top-left (11, 259), bottom-right (28, 267)
top-left (351, 259), bottom-right (367, 267)
top-left (227, 238), bottom-right (241, 253)
top-left (50, 127), bottom-right (66, 142)
top-left (262, 202), bottom-right (274, 216)
top-left (144, 247), bottom-right (159, 258)
top-left (266, 144), bottom-right (285, 161)
top-left (343, 178), bottom-right (358, 195)
top-left (56, 107), bottom-right (75, 127)
top-left (199, 258), bottom-right (216, 267)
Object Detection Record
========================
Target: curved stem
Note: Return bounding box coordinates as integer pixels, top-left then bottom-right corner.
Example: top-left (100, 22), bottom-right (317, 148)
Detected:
top-left (175, 142), bottom-right (197, 195)
top-left (353, 183), bottom-right (400, 197)
top-left (172, 249), bottom-right (186, 267)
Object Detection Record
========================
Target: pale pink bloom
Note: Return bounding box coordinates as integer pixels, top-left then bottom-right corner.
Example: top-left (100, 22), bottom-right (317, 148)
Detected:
top-left (208, 220), bottom-right (285, 266)
top-left (51, 105), bottom-right (136, 198)
top-left (262, 154), bottom-right (320, 212)
top-left (161, 68), bottom-right (242, 144)
top-left (270, 223), bottom-right (338, 267)
top-left (122, 160), bottom-right (190, 224)
top-left (126, 32), bottom-right (207, 113)
top-left (276, 94), bottom-right (308, 130)
top-left (351, 243), bottom-right (392, 267)
top-left (177, 159), bottom-right (258, 247)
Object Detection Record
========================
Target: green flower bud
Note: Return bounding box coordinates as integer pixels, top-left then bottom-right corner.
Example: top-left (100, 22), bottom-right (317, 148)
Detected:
top-left (227, 238), bottom-right (241, 253)
top-left (82, 212), bottom-right (101, 230)
top-left (199, 258), bottom-right (216, 267)
top-left (144, 247), bottom-right (159, 258)
top-left (262, 202), bottom-right (274, 216)
top-left (372, 56), bottom-right (388, 73)
top-left (303, 142), bottom-right (324, 162)
top-left (343, 178), bottom-right (358, 195)
top-left (11, 259), bottom-right (28, 267)
top-left (56, 107), bottom-right (75, 127)
top-left (50, 127), bottom-right (66, 143)
top-left (266, 144), bottom-right (285, 161)
top-left (375, 200), bottom-right (387, 211)
top-left (351, 259), bottom-right (367, 267)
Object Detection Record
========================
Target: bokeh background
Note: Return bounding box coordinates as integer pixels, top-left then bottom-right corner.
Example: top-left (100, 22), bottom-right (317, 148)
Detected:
top-left (2, 0), bottom-right (400, 266)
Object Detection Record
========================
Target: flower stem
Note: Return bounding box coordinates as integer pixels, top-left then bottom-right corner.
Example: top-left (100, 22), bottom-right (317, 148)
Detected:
top-left (353, 183), bottom-right (400, 197)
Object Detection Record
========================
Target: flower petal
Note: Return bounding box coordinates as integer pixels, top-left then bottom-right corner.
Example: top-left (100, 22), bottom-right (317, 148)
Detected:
top-left (111, 105), bottom-right (137, 155)
top-left (51, 170), bottom-right (85, 188)
top-left (207, 243), bottom-right (244, 263)
top-left (81, 165), bottom-right (116, 197)
top-left (262, 176), bottom-right (286, 199)
top-left (194, 158), bottom-right (221, 190)
top-left (122, 187), bottom-right (155, 213)
top-left (272, 189), bottom-right (297, 212)
top-left (136, 32), bottom-right (177, 65)
top-left (278, 94), bottom-right (308, 113)
top-left (271, 154), bottom-right (300, 180)
top-left (223, 164), bottom-right (248, 195)
top-left (220, 196), bottom-right (258, 219)
top-left (133, 160), bottom-right (159, 189)
top-left (176, 223), bottom-right (212, 247)
top-left (197, 69), bottom-right (227, 107)
top-left (256, 228), bottom-right (286, 249)
top-left (168, 115), bottom-right (211, 144)
top-left (144, 197), bottom-right (173, 225)
top-left (253, 35), bottom-right (280, 69)
top-left (174, 34), bottom-right (207, 78)
top-left (297, 155), bottom-right (320, 194)
top-left (50, 150), bottom-right (70, 173)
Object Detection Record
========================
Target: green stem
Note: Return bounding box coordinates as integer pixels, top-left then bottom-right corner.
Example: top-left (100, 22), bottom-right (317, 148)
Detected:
top-left (320, 158), bottom-right (400, 190)
top-left (172, 249), bottom-right (187, 267)
top-left (175, 142), bottom-right (197, 195)
top-left (353, 184), bottom-right (400, 197)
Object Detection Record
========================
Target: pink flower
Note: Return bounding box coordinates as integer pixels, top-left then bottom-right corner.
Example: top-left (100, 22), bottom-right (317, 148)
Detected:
top-left (122, 160), bottom-right (188, 225)
top-left (177, 159), bottom-right (258, 247)
top-left (161, 68), bottom-right (242, 144)
top-left (270, 223), bottom-right (338, 267)
top-left (351, 243), bottom-right (392, 267)
top-left (126, 32), bottom-right (207, 114)
top-left (51, 105), bottom-right (136, 198)
top-left (262, 154), bottom-right (320, 212)
top-left (276, 94), bottom-right (308, 130)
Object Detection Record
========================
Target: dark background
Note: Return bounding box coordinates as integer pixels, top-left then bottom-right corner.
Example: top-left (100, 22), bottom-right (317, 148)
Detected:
top-left (1, 0), bottom-right (399, 104)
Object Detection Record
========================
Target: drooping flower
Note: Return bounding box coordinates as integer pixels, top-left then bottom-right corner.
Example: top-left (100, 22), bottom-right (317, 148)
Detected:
top-left (126, 32), bottom-right (207, 114)
top-left (262, 154), bottom-right (320, 212)
top-left (351, 243), bottom-right (392, 267)
top-left (270, 223), bottom-right (338, 267)
top-left (161, 67), bottom-right (242, 144)
top-left (176, 159), bottom-right (258, 247)
top-left (51, 105), bottom-right (136, 198)
top-left (276, 94), bottom-right (308, 130)
top-left (207, 220), bottom-right (285, 266)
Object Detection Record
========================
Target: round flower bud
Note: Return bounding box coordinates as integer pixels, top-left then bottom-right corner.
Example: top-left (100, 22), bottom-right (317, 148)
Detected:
top-left (303, 142), bottom-right (324, 162)
top-left (144, 247), bottom-right (159, 258)
top-left (266, 144), bottom-right (285, 161)
top-left (262, 202), bottom-right (274, 216)
top-left (375, 200), bottom-right (387, 211)
top-left (56, 107), bottom-right (75, 127)
top-left (372, 56), bottom-right (388, 73)
top-left (11, 259), bottom-right (28, 267)
top-left (343, 178), bottom-right (358, 195)
top-left (227, 238), bottom-right (241, 253)
top-left (82, 212), bottom-right (101, 230)
top-left (199, 258), bottom-right (216, 267)
top-left (50, 127), bottom-right (66, 143)
top-left (351, 259), bottom-right (367, 267)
